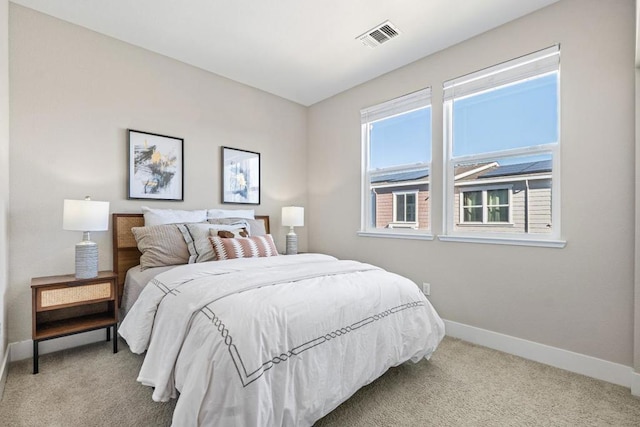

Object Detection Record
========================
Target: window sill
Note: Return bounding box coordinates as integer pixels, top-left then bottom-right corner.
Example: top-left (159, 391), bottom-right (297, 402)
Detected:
top-left (437, 234), bottom-right (566, 248)
top-left (357, 231), bottom-right (434, 241)
top-left (457, 222), bottom-right (515, 227)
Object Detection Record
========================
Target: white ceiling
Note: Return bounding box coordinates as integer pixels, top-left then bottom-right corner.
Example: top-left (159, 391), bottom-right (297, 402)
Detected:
top-left (11, 0), bottom-right (560, 106)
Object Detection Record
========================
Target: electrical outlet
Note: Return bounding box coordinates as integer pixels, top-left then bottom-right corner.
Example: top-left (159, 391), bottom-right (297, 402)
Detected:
top-left (422, 282), bottom-right (430, 296)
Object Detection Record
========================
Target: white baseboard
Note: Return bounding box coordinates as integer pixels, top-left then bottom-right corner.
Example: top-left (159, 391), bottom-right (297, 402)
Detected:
top-left (0, 345), bottom-right (8, 399)
top-left (9, 329), bottom-right (107, 362)
top-left (632, 370), bottom-right (640, 397)
top-left (444, 319), bottom-right (633, 390)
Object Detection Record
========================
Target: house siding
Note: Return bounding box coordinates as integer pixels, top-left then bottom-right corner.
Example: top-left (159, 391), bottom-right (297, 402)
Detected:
top-left (373, 184), bottom-right (429, 230)
top-left (528, 180), bottom-right (553, 234)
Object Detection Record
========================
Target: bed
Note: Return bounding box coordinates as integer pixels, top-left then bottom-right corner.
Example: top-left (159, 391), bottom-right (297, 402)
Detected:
top-left (114, 213), bottom-right (445, 426)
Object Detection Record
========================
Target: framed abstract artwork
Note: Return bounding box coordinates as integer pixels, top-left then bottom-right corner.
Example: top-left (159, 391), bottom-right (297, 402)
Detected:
top-left (221, 146), bottom-right (260, 205)
top-left (127, 129), bottom-right (184, 201)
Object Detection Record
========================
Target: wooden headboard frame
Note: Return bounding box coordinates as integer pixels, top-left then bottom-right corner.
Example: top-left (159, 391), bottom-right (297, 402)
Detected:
top-left (112, 213), bottom-right (271, 301)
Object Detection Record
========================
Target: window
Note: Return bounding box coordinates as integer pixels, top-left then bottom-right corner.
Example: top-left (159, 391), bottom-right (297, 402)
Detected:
top-left (487, 189), bottom-right (509, 223)
top-left (443, 46), bottom-right (562, 245)
top-left (460, 187), bottom-right (511, 224)
top-left (394, 191), bottom-right (418, 223)
top-left (360, 88), bottom-right (431, 237)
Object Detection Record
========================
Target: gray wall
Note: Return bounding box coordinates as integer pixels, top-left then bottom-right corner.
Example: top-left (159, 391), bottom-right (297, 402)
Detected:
top-left (1, 0), bottom-right (9, 370)
top-left (7, 4), bottom-right (308, 344)
top-left (635, 6), bottom-right (640, 382)
top-left (308, 0), bottom-right (635, 366)
top-left (635, 66), bottom-right (640, 388)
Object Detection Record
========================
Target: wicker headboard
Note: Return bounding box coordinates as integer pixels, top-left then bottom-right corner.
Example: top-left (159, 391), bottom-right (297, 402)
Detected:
top-left (112, 213), bottom-right (271, 301)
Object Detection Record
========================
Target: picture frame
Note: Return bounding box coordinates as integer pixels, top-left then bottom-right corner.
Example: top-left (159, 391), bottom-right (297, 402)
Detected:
top-left (221, 146), bottom-right (260, 205)
top-left (127, 129), bottom-right (184, 201)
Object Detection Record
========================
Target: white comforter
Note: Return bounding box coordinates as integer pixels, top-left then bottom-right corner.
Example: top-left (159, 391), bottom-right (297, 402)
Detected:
top-left (119, 254), bottom-right (444, 426)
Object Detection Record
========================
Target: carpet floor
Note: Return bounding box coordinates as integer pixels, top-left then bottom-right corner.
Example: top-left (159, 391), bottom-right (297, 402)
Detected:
top-left (0, 336), bottom-right (638, 426)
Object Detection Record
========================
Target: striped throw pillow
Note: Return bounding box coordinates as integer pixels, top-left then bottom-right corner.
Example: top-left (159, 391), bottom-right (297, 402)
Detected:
top-left (132, 224), bottom-right (190, 270)
top-left (209, 235), bottom-right (279, 260)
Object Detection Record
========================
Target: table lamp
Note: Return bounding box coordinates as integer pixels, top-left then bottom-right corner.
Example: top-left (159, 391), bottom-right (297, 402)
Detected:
top-left (63, 196), bottom-right (110, 279)
top-left (282, 206), bottom-right (304, 255)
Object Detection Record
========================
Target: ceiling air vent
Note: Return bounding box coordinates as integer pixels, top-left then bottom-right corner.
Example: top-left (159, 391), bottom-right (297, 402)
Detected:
top-left (357, 21), bottom-right (400, 48)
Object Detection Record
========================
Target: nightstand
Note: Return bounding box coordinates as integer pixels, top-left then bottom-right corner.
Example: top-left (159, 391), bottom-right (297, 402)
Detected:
top-left (31, 271), bottom-right (118, 374)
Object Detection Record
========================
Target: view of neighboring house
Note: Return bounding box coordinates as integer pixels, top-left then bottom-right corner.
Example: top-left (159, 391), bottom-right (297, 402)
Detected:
top-left (371, 160), bottom-right (552, 234)
top-left (455, 160), bottom-right (552, 234)
top-left (371, 168), bottom-right (430, 230)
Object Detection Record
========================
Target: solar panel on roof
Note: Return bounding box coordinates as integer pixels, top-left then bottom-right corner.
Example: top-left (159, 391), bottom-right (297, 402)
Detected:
top-left (479, 160), bottom-right (551, 178)
top-left (371, 168), bottom-right (429, 183)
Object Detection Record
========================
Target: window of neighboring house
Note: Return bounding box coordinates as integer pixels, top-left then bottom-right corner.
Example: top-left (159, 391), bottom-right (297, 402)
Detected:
top-left (360, 88), bottom-right (432, 238)
top-left (460, 187), bottom-right (511, 224)
top-left (442, 45), bottom-right (563, 246)
top-left (394, 191), bottom-right (418, 223)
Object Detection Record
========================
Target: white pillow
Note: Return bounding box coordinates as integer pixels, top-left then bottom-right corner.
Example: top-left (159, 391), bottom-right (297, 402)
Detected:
top-left (142, 206), bottom-right (207, 226)
top-left (207, 209), bottom-right (255, 220)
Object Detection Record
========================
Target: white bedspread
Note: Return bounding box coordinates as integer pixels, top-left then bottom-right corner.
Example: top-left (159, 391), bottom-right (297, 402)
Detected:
top-left (119, 253), bottom-right (444, 426)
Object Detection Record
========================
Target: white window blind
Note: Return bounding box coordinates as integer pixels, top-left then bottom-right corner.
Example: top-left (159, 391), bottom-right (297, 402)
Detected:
top-left (361, 87), bottom-right (431, 124)
top-left (443, 45), bottom-right (559, 101)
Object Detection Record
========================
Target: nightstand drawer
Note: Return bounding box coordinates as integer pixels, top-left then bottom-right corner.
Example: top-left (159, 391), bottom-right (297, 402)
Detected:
top-left (39, 282), bottom-right (113, 309)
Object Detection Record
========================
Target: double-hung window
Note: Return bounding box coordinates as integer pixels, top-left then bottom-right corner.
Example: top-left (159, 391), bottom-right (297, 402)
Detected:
top-left (443, 45), bottom-right (563, 246)
top-left (360, 88), bottom-right (432, 236)
top-left (394, 191), bottom-right (418, 224)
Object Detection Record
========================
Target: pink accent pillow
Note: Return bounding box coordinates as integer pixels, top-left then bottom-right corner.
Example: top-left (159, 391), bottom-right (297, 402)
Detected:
top-left (209, 234), bottom-right (279, 260)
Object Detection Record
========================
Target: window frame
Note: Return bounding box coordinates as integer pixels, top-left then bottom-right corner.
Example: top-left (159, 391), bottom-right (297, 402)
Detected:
top-left (393, 190), bottom-right (419, 224)
top-left (441, 45), bottom-right (565, 248)
top-left (359, 88), bottom-right (433, 240)
top-left (459, 185), bottom-right (513, 225)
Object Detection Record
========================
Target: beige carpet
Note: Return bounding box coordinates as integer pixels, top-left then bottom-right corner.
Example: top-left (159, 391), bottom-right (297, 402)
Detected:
top-left (0, 336), bottom-right (638, 426)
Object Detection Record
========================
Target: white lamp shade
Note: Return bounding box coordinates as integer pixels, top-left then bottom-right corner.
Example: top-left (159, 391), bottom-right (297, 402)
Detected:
top-left (63, 199), bottom-right (110, 231)
top-left (282, 206), bottom-right (304, 227)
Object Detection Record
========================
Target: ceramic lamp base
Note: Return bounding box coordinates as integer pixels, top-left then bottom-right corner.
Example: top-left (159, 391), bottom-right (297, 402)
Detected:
top-left (75, 241), bottom-right (98, 279)
top-left (285, 233), bottom-right (298, 255)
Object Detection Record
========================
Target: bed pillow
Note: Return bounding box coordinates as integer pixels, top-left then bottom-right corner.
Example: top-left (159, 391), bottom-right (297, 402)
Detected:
top-left (131, 224), bottom-right (191, 270)
top-left (142, 206), bottom-right (207, 226)
top-left (178, 222), bottom-right (249, 263)
top-left (210, 235), bottom-right (279, 261)
top-left (207, 209), bottom-right (255, 220)
top-left (208, 217), bottom-right (267, 236)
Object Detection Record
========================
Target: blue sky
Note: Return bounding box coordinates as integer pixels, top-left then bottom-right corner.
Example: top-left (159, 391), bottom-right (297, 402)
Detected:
top-left (370, 73), bottom-right (558, 170)
top-left (370, 107), bottom-right (431, 170)
top-left (453, 73), bottom-right (558, 158)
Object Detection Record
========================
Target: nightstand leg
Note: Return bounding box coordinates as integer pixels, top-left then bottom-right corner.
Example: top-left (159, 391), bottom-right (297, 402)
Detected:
top-left (106, 327), bottom-right (111, 342)
top-left (112, 324), bottom-right (118, 353)
top-left (32, 340), bottom-right (39, 374)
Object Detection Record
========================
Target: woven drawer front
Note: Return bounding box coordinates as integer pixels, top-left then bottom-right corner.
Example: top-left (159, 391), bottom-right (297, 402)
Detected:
top-left (41, 282), bottom-right (112, 308)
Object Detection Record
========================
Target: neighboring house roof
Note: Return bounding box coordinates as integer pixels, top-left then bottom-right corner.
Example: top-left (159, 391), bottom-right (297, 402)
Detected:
top-left (371, 168), bottom-right (429, 184)
top-left (370, 160), bottom-right (551, 187)
top-left (456, 160), bottom-right (552, 184)
top-left (478, 160), bottom-right (552, 179)
top-left (453, 162), bottom-right (498, 181)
